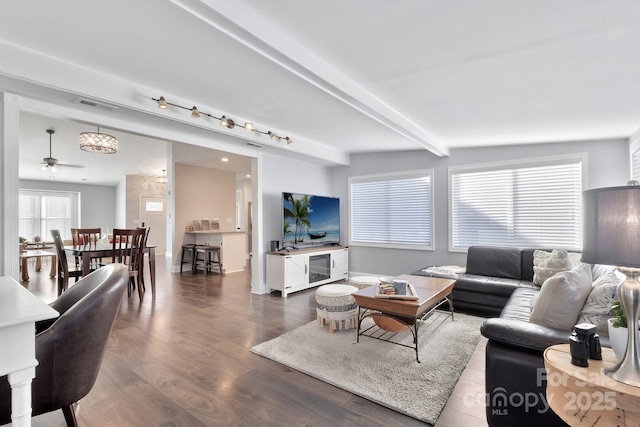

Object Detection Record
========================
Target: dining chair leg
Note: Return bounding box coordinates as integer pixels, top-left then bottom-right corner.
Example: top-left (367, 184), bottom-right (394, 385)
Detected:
top-left (137, 276), bottom-right (144, 302)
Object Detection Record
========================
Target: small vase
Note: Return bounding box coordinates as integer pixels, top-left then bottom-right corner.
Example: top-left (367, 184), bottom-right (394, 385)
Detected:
top-left (607, 317), bottom-right (640, 361)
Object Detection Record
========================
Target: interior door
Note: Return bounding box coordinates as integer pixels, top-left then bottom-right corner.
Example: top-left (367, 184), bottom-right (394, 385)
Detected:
top-left (140, 196), bottom-right (166, 255)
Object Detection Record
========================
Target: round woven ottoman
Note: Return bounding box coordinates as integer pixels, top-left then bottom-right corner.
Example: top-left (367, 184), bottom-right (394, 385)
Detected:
top-left (315, 284), bottom-right (359, 333)
top-left (348, 275), bottom-right (381, 290)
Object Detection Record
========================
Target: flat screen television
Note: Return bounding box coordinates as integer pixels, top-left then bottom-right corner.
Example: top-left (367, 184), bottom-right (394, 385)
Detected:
top-left (282, 192), bottom-right (340, 247)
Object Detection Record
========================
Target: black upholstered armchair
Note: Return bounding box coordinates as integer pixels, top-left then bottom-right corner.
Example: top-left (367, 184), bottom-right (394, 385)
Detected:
top-left (0, 263), bottom-right (128, 426)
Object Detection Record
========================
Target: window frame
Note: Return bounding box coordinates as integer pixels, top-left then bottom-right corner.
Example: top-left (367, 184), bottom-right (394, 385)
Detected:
top-left (448, 153), bottom-right (587, 252)
top-left (348, 169), bottom-right (434, 251)
top-left (19, 189), bottom-right (80, 241)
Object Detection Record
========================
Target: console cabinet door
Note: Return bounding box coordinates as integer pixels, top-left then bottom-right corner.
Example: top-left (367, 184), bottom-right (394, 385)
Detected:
top-left (284, 255), bottom-right (307, 290)
top-left (330, 248), bottom-right (349, 280)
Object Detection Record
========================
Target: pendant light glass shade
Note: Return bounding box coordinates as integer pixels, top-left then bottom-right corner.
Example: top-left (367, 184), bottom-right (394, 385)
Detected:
top-left (78, 129), bottom-right (118, 154)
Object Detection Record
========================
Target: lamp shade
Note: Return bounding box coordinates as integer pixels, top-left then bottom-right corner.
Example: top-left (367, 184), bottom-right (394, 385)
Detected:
top-left (78, 131), bottom-right (118, 154)
top-left (582, 185), bottom-right (640, 268)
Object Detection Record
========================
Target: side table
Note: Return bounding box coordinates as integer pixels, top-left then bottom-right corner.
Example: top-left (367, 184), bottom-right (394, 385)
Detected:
top-left (544, 343), bottom-right (640, 426)
top-left (0, 276), bottom-right (58, 426)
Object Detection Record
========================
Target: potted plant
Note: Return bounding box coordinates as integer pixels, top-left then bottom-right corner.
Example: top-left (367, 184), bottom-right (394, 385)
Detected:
top-left (607, 300), bottom-right (640, 360)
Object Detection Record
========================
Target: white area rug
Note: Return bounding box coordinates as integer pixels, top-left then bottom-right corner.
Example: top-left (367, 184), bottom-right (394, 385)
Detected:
top-left (250, 312), bottom-right (485, 424)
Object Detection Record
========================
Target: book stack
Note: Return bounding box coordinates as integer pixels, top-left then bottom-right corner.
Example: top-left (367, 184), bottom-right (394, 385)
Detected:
top-left (379, 283), bottom-right (397, 295)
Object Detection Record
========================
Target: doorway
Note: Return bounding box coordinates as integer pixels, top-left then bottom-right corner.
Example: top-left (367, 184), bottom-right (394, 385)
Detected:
top-left (140, 196), bottom-right (167, 255)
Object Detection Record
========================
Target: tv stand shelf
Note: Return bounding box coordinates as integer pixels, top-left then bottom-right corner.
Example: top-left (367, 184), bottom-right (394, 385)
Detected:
top-left (267, 246), bottom-right (348, 297)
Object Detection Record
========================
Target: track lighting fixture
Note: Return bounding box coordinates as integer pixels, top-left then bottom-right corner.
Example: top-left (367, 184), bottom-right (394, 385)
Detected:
top-left (220, 116), bottom-right (235, 129)
top-left (151, 96), bottom-right (293, 146)
top-left (158, 96), bottom-right (168, 109)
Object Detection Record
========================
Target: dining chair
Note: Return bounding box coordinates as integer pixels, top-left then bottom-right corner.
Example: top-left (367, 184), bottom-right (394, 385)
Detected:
top-left (51, 229), bottom-right (83, 295)
top-left (71, 228), bottom-right (101, 246)
top-left (71, 227), bottom-right (102, 270)
top-left (136, 226), bottom-right (150, 291)
top-left (112, 228), bottom-right (146, 301)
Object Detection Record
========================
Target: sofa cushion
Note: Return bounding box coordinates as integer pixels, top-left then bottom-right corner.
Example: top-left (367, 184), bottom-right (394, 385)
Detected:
top-left (532, 249), bottom-right (573, 286)
top-left (529, 264), bottom-right (593, 330)
top-left (466, 246), bottom-right (522, 280)
top-left (501, 287), bottom-right (539, 322)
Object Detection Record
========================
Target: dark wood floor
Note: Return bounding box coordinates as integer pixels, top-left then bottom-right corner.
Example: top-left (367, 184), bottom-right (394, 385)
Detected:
top-left (19, 256), bottom-right (487, 427)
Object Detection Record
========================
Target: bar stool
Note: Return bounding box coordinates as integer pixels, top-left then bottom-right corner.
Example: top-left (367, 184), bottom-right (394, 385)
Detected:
top-left (180, 244), bottom-right (197, 273)
top-left (194, 245), bottom-right (223, 274)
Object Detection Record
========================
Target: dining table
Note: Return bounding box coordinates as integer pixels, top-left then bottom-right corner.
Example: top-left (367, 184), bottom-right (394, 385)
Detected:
top-left (63, 244), bottom-right (157, 296)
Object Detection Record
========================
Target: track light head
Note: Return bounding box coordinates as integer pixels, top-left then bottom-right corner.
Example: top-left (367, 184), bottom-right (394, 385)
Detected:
top-left (191, 106), bottom-right (201, 118)
top-left (220, 116), bottom-right (235, 129)
top-left (268, 131), bottom-right (277, 140)
top-left (244, 122), bottom-right (254, 131)
top-left (285, 136), bottom-right (293, 145)
top-left (157, 96), bottom-right (168, 109)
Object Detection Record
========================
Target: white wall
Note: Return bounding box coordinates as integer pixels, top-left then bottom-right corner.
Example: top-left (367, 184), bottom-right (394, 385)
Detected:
top-left (331, 139), bottom-right (630, 276)
top-left (256, 152), bottom-right (335, 293)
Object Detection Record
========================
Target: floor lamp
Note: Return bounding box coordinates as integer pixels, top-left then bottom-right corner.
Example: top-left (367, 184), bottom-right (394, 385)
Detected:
top-left (582, 184), bottom-right (640, 387)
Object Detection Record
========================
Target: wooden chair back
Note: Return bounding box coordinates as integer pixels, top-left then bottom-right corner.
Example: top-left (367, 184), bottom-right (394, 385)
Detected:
top-left (71, 228), bottom-right (101, 247)
top-left (112, 228), bottom-right (146, 301)
top-left (51, 229), bottom-right (82, 295)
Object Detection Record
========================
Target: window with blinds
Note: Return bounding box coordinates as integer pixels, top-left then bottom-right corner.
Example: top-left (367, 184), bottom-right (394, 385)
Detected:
top-left (19, 190), bottom-right (80, 241)
top-left (449, 155), bottom-right (584, 251)
top-left (349, 170), bottom-right (433, 250)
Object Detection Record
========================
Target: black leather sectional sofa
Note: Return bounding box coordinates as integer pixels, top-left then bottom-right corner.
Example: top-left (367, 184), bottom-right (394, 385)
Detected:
top-left (413, 245), bottom-right (609, 427)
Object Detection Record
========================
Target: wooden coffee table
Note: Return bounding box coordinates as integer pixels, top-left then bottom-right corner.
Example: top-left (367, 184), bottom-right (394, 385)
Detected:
top-left (352, 274), bottom-right (456, 362)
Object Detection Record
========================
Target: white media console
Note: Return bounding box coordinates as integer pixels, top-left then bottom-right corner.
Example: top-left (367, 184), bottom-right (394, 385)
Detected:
top-left (266, 246), bottom-right (349, 297)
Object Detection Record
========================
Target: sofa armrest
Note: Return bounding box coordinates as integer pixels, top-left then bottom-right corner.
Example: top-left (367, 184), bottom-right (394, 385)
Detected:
top-left (481, 318), bottom-right (571, 352)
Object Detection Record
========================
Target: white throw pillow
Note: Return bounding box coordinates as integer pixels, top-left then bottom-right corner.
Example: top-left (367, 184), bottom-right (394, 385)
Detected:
top-left (577, 270), bottom-right (624, 336)
top-left (530, 264), bottom-right (593, 330)
top-left (533, 249), bottom-right (573, 286)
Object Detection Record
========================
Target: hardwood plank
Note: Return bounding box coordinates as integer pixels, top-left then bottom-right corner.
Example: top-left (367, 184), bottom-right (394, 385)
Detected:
top-left (21, 259), bottom-right (489, 427)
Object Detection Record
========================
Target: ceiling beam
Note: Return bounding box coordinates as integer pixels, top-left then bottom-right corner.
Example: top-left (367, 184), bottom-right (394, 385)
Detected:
top-left (171, 0), bottom-right (450, 157)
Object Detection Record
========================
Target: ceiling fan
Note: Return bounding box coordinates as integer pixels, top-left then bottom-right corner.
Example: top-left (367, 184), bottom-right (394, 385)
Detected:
top-left (41, 129), bottom-right (84, 172)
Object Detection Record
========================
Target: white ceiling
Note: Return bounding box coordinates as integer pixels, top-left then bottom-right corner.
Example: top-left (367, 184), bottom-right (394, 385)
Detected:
top-left (2, 0), bottom-right (640, 181)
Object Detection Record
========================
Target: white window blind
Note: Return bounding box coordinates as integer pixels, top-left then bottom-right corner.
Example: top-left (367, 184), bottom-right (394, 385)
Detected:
top-left (19, 190), bottom-right (79, 241)
top-left (450, 157), bottom-right (583, 250)
top-left (349, 170), bottom-right (433, 250)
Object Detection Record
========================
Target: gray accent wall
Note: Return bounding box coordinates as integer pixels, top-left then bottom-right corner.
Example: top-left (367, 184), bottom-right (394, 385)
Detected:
top-left (331, 139), bottom-right (630, 277)
top-left (19, 179), bottom-right (116, 233)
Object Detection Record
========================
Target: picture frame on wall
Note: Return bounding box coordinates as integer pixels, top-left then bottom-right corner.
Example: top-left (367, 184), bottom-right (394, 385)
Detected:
top-left (201, 219), bottom-right (211, 231)
top-left (192, 220), bottom-right (202, 231)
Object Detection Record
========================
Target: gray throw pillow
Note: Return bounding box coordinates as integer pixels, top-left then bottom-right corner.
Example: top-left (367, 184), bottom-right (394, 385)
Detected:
top-left (530, 263), bottom-right (593, 330)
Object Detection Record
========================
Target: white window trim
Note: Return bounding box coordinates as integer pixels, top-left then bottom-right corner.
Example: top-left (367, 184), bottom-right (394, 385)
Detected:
top-left (448, 153), bottom-right (588, 252)
top-left (348, 169), bottom-right (434, 251)
top-left (19, 189), bottom-right (80, 241)
top-left (630, 136), bottom-right (640, 182)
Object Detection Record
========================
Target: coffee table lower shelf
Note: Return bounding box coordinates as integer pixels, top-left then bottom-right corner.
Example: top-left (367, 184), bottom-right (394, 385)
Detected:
top-left (356, 297), bottom-right (453, 363)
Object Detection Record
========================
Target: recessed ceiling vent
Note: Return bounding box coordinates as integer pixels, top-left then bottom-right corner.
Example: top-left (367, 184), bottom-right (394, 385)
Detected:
top-left (244, 141), bottom-right (262, 148)
top-left (74, 97), bottom-right (119, 111)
